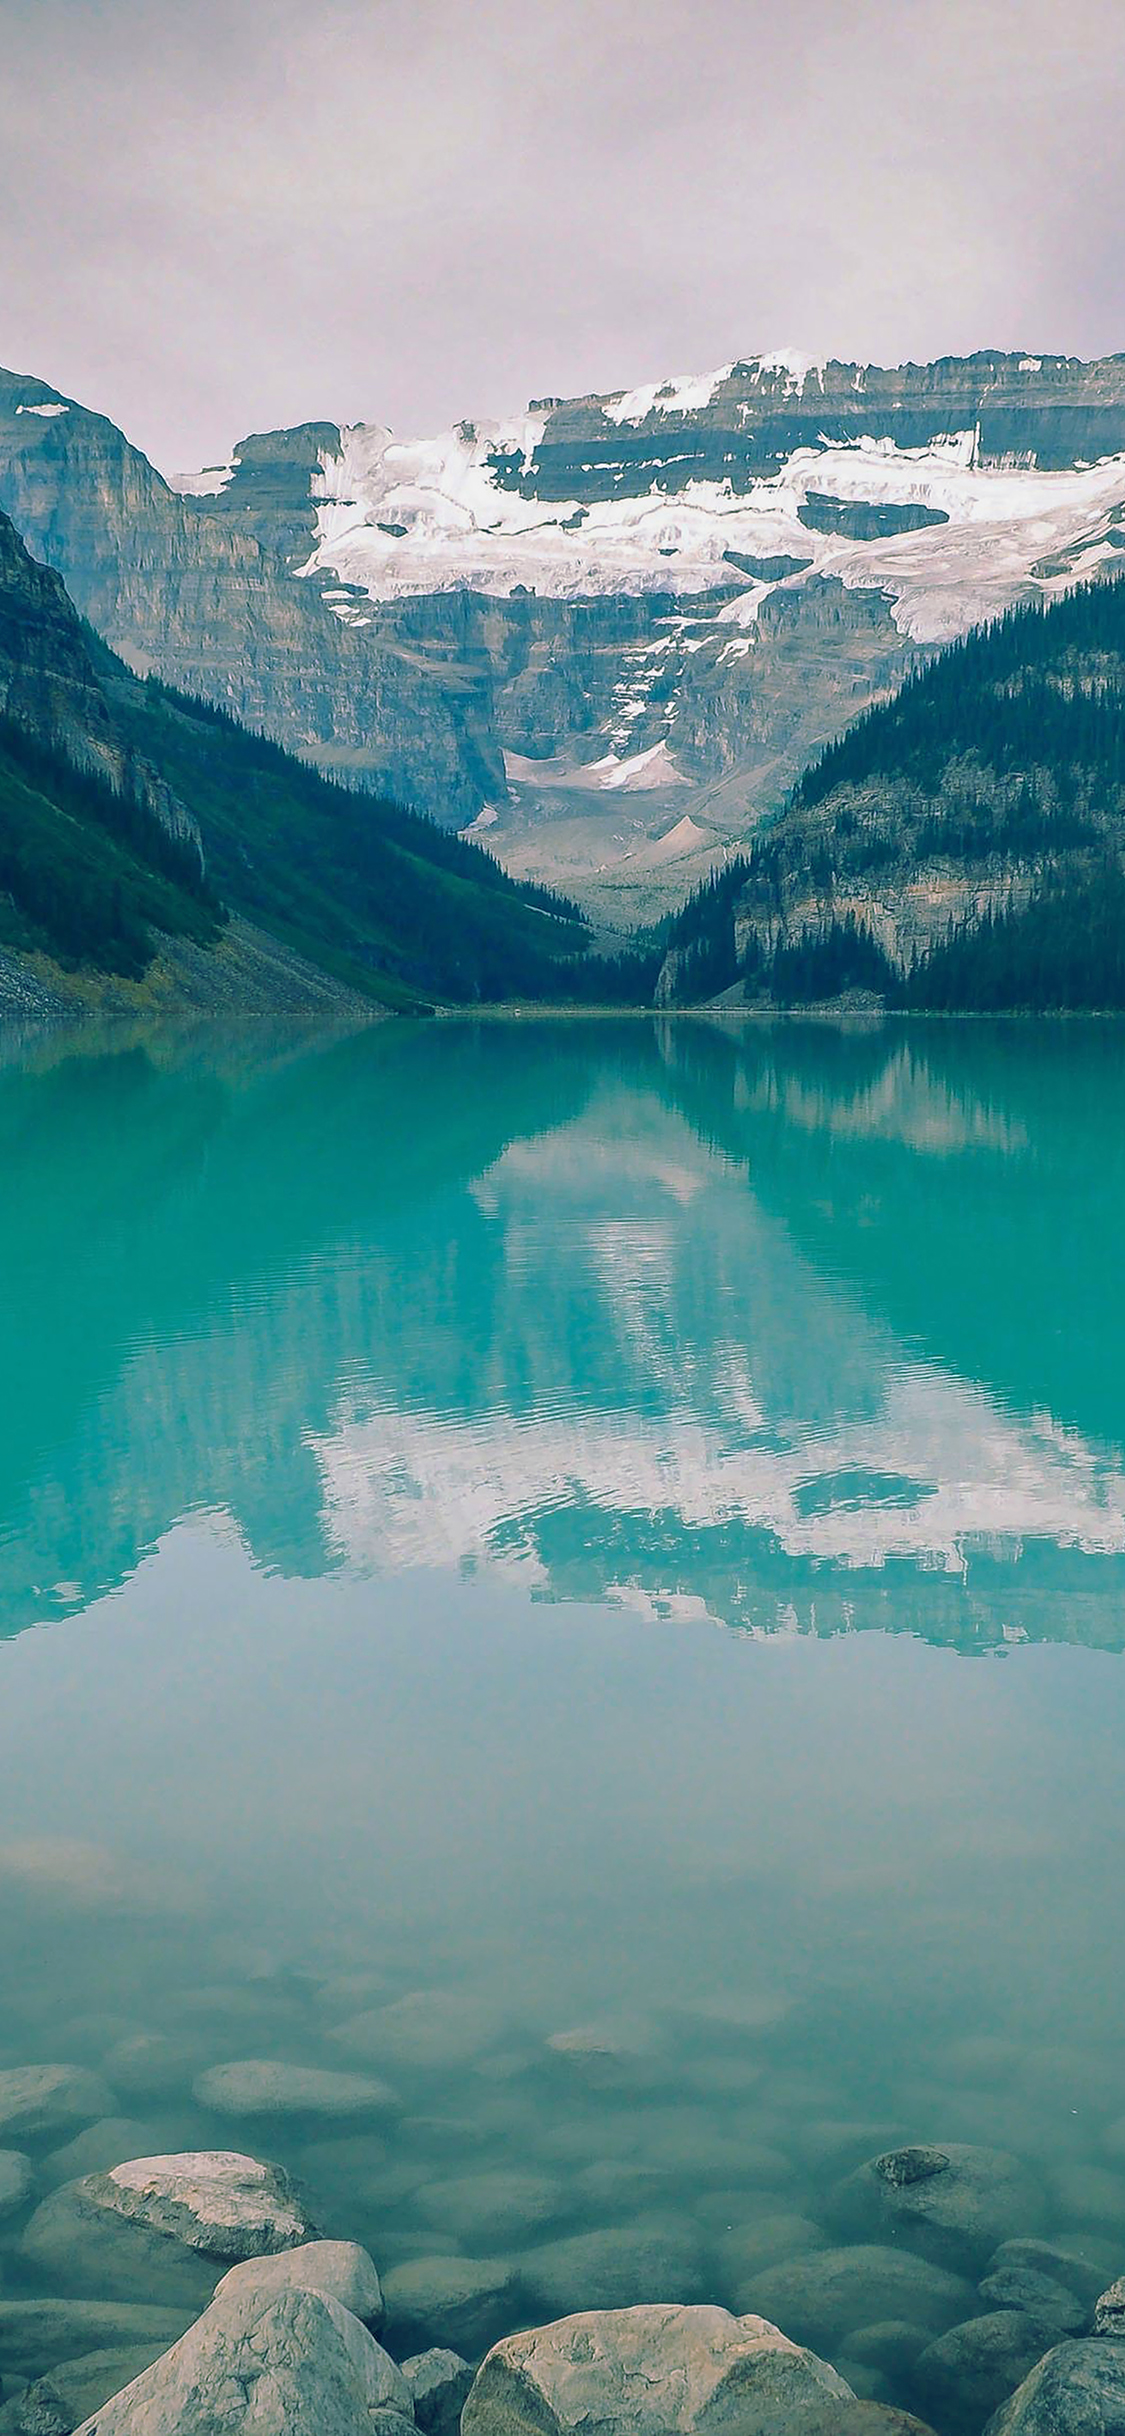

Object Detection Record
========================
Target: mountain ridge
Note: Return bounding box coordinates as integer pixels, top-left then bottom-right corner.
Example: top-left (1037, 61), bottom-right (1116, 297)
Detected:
top-left (8, 352), bottom-right (1125, 918)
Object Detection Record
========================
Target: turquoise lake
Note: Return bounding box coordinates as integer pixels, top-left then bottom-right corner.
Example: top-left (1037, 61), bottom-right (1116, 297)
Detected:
top-left (1, 1015), bottom-right (1124, 2398)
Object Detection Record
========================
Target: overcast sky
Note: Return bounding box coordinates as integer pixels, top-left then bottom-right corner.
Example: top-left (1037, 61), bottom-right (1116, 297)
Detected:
top-left (1, 0), bottom-right (1123, 473)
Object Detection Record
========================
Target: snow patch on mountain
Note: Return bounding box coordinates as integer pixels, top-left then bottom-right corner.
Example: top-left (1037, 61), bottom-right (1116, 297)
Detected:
top-left (604, 366), bottom-right (733, 423)
top-left (294, 406), bottom-right (1125, 648)
top-left (168, 461), bottom-right (239, 497)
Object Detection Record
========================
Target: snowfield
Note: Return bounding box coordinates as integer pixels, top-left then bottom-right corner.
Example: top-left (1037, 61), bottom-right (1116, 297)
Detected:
top-left (271, 379), bottom-right (1125, 646)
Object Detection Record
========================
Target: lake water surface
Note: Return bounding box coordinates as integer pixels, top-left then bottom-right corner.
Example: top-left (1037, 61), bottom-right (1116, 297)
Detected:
top-left (1, 1016), bottom-right (1124, 2408)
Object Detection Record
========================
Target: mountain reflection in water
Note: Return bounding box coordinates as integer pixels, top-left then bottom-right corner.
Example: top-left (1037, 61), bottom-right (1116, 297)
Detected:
top-left (2, 1014), bottom-right (1124, 1651)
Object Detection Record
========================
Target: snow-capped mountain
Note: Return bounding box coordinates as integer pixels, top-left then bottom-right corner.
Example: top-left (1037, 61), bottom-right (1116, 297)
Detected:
top-left (5, 352), bottom-right (1125, 917)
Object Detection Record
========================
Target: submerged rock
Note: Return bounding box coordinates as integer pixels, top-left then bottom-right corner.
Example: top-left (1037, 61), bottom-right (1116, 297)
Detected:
top-left (983, 2336), bottom-right (1125, 2432)
top-left (0, 2303), bottom-right (192, 2383)
top-left (911, 2312), bottom-right (1052, 2436)
top-left (328, 1991), bottom-right (503, 2072)
top-left (522, 2218), bottom-right (706, 2318)
top-left (0, 2069), bottom-right (116, 2144)
top-left (42, 2121), bottom-right (181, 2186)
top-left (0, 2345), bottom-right (175, 2436)
top-left (461, 2303), bottom-right (854, 2436)
top-left (193, 2060), bottom-right (398, 2119)
top-left (0, 2151), bottom-right (32, 2221)
top-left (830, 2146), bottom-right (1046, 2274)
top-left (21, 2152), bottom-right (313, 2306)
top-left (70, 2284), bottom-right (412, 2436)
top-left (400, 2348), bottom-right (474, 2436)
top-left (741, 2246), bottom-right (976, 2354)
top-left (415, 2170), bottom-right (565, 2248)
top-left (212, 2240), bottom-right (384, 2328)
top-left (976, 2266), bottom-right (1086, 2337)
top-left (983, 2239), bottom-right (1118, 2313)
top-left (381, 2256), bottom-right (520, 2357)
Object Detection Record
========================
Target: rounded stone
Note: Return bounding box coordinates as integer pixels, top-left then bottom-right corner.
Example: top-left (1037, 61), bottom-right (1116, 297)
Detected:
top-left (983, 2336), bottom-right (1125, 2435)
top-left (194, 2060), bottom-right (398, 2119)
top-left (911, 2313), bottom-right (1053, 2436)
top-left (0, 2069), bottom-right (116, 2144)
top-left (415, 2170), bottom-right (565, 2249)
top-left (829, 2145), bottom-right (1047, 2274)
top-left (741, 2246), bottom-right (977, 2355)
top-left (381, 2256), bottom-right (520, 2357)
top-left (213, 2240), bottom-right (384, 2328)
top-left (21, 2152), bottom-right (314, 2307)
top-left (978, 2267), bottom-right (1086, 2337)
top-left (521, 2218), bottom-right (706, 2319)
top-left (461, 2303), bottom-right (853, 2436)
top-left (984, 2240), bottom-right (1119, 2313)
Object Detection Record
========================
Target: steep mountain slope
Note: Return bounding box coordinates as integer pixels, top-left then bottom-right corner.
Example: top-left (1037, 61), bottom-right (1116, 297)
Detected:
top-left (0, 505), bottom-right (612, 1014)
top-left (5, 354), bottom-right (1125, 918)
top-left (659, 569), bottom-right (1125, 1010)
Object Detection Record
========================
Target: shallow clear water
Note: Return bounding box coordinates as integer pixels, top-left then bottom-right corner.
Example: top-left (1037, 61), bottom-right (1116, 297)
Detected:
top-left (1, 1015), bottom-right (1124, 2403)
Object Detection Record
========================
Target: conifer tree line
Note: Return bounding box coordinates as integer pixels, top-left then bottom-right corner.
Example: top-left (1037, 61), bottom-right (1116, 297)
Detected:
top-left (664, 569), bottom-right (1125, 1011)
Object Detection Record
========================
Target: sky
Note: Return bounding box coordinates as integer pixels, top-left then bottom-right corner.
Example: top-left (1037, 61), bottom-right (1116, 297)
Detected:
top-left (0, 0), bottom-right (1123, 475)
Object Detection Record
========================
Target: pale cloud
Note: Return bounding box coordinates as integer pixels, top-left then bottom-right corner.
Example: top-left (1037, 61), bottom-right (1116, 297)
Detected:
top-left (0, 0), bottom-right (1122, 471)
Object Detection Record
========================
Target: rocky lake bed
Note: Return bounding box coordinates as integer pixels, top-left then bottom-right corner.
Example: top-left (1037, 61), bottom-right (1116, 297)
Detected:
top-left (0, 1967), bottom-right (1123, 2436)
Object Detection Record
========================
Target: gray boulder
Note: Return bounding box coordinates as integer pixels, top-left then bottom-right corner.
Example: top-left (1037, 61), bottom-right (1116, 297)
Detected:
top-left (461, 2303), bottom-right (854, 2436)
top-left (741, 2247), bottom-right (976, 2355)
top-left (193, 2061), bottom-right (397, 2119)
top-left (415, 2172), bottom-right (565, 2249)
top-left (844, 2326), bottom-right (933, 2383)
top-left (70, 2284), bottom-right (412, 2436)
top-left (0, 2070), bottom-right (115, 2144)
top-left (328, 1992), bottom-right (503, 2072)
top-left (0, 2305), bottom-right (192, 2383)
top-left (977, 2268), bottom-right (1085, 2338)
top-left (400, 2349), bottom-right (473, 2436)
top-left (42, 2121), bottom-right (183, 2187)
top-left (381, 2257), bottom-right (520, 2357)
top-left (212, 2241), bottom-right (384, 2328)
top-left (830, 2147), bottom-right (1046, 2275)
top-left (0, 2346), bottom-right (175, 2436)
top-left (912, 2313), bottom-right (1052, 2436)
top-left (21, 2152), bottom-right (314, 2306)
top-left (1095, 2280), bottom-right (1125, 2336)
top-left (983, 2241), bottom-right (1118, 2314)
top-left (522, 2218), bottom-right (705, 2318)
top-left (0, 2152), bottom-right (32, 2222)
top-left (984, 2337), bottom-right (1125, 2433)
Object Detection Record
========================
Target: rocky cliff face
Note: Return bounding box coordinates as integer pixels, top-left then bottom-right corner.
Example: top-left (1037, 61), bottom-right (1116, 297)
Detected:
top-left (0, 501), bottom-right (199, 858)
top-left (4, 353), bottom-right (1125, 919)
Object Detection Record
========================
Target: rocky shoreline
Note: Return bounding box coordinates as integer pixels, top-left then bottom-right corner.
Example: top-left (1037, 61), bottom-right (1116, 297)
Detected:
top-left (0, 2062), bottom-right (1122, 2436)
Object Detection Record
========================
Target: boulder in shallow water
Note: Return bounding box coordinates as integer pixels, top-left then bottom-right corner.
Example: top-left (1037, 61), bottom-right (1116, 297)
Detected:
top-left (0, 2345), bottom-right (177, 2436)
top-left (829, 2146), bottom-right (1047, 2275)
top-left (461, 2303), bottom-right (854, 2436)
top-left (1095, 2280), bottom-right (1125, 2337)
top-left (983, 2239), bottom-right (1118, 2313)
top-left (328, 1990), bottom-right (503, 2072)
top-left (21, 2152), bottom-right (313, 2306)
top-left (415, 2169), bottom-right (565, 2249)
top-left (70, 2284), bottom-right (412, 2436)
top-left (400, 2348), bottom-right (473, 2436)
top-left (381, 2256), bottom-right (520, 2357)
top-left (42, 2121), bottom-right (183, 2187)
top-left (0, 2304), bottom-right (192, 2383)
top-left (741, 2246), bottom-right (976, 2354)
top-left (983, 2336), bottom-right (1125, 2433)
top-left (193, 2060), bottom-right (398, 2119)
top-left (911, 2312), bottom-right (1053, 2436)
top-left (212, 2240), bottom-right (384, 2328)
top-left (521, 2218), bottom-right (705, 2319)
top-left (0, 2151), bottom-right (32, 2221)
top-left (977, 2266), bottom-right (1086, 2337)
top-left (0, 2069), bottom-right (115, 2144)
